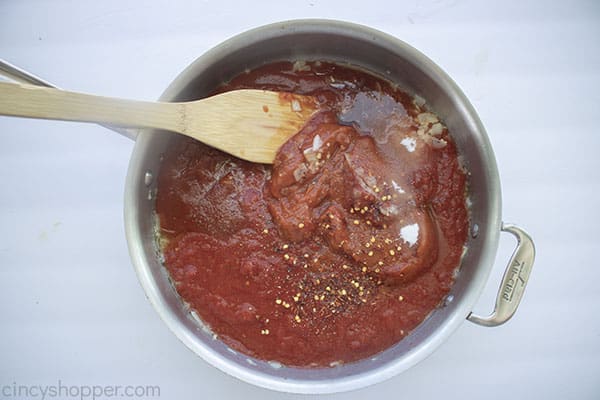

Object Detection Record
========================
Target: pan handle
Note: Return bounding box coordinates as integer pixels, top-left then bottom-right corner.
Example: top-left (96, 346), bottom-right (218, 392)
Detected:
top-left (0, 58), bottom-right (139, 141)
top-left (467, 223), bottom-right (535, 327)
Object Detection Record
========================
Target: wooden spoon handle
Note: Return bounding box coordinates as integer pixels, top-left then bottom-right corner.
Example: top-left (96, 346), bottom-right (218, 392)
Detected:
top-left (0, 81), bottom-right (181, 132)
top-left (0, 81), bottom-right (317, 163)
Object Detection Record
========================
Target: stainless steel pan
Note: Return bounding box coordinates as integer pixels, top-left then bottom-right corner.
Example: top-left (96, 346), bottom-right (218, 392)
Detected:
top-left (1, 19), bottom-right (535, 394)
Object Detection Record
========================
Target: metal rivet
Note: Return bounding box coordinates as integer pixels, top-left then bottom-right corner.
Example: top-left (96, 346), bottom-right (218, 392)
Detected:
top-left (144, 171), bottom-right (153, 187)
top-left (471, 223), bottom-right (479, 238)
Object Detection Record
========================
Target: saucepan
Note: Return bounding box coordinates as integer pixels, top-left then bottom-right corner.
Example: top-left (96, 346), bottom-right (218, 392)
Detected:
top-left (1, 19), bottom-right (535, 394)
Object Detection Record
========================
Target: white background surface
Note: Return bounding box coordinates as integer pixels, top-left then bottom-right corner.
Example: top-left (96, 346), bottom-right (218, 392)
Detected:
top-left (1, 1), bottom-right (599, 399)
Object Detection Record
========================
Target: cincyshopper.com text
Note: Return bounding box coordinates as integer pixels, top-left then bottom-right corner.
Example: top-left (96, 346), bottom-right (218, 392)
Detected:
top-left (1, 381), bottom-right (160, 400)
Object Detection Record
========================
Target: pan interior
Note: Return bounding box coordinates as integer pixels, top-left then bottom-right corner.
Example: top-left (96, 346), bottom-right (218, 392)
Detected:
top-left (124, 20), bottom-right (501, 393)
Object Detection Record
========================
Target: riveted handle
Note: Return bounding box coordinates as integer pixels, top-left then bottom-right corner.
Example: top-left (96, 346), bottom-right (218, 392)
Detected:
top-left (468, 223), bottom-right (535, 327)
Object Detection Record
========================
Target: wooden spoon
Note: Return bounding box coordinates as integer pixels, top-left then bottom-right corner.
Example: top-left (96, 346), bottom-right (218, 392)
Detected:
top-left (0, 82), bottom-right (317, 163)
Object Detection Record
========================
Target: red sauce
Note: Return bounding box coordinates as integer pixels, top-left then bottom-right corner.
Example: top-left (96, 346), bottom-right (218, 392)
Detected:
top-left (155, 61), bottom-right (468, 367)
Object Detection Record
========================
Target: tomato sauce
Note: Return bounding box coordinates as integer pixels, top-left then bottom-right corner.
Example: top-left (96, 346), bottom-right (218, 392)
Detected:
top-left (155, 61), bottom-right (468, 367)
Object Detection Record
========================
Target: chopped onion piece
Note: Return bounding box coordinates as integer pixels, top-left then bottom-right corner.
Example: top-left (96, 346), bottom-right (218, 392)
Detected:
top-left (292, 60), bottom-right (311, 72)
top-left (293, 163), bottom-right (309, 182)
top-left (291, 99), bottom-right (302, 112)
top-left (417, 112), bottom-right (438, 125)
top-left (413, 94), bottom-right (426, 107)
top-left (430, 137), bottom-right (447, 149)
top-left (429, 123), bottom-right (443, 136)
top-left (312, 134), bottom-right (323, 151)
top-left (303, 148), bottom-right (317, 163)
